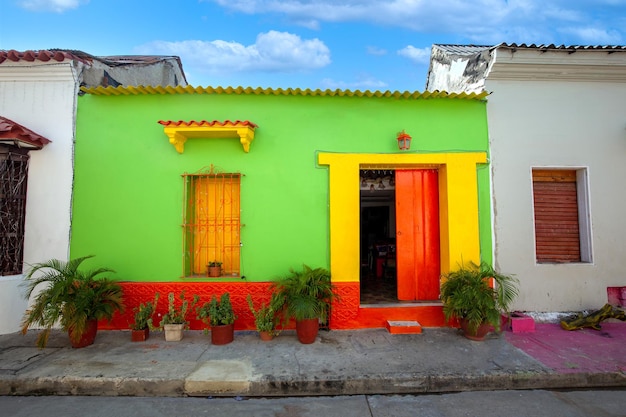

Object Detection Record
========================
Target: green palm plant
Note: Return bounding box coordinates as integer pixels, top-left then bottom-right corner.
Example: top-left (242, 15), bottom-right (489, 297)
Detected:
top-left (21, 255), bottom-right (124, 348)
top-left (440, 261), bottom-right (519, 336)
top-left (271, 264), bottom-right (337, 323)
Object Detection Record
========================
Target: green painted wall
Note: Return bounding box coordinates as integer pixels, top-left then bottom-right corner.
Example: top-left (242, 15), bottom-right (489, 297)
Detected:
top-left (72, 91), bottom-right (490, 282)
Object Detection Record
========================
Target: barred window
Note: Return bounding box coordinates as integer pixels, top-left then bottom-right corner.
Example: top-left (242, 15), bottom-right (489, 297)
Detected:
top-left (182, 169), bottom-right (241, 277)
top-left (0, 146), bottom-right (29, 275)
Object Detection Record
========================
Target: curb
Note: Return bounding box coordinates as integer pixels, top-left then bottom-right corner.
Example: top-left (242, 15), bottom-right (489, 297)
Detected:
top-left (1, 372), bottom-right (625, 397)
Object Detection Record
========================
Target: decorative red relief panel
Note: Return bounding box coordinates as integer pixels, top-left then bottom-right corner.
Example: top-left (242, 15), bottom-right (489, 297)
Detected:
top-left (101, 281), bottom-right (363, 331)
top-left (98, 281), bottom-right (443, 331)
top-left (102, 281), bottom-right (276, 331)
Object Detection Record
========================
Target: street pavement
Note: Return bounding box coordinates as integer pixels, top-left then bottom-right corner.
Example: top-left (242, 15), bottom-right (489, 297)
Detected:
top-left (0, 322), bottom-right (624, 397)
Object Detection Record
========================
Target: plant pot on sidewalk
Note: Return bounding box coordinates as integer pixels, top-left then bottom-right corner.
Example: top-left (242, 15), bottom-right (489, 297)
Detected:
top-left (211, 323), bottom-right (234, 345)
top-left (69, 318), bottom-right (99, 348)
top-left (259, 331), bottom-right (274, 341)
top-left (295, 318), bottom-right (319, 344)
top-left (131, 328), bottom-right (150, 342)
top-left (163, 323), bottom-right (185, 341)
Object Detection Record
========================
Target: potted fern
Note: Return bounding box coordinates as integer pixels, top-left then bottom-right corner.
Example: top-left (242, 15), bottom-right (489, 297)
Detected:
top-left (246, 293), bottom-right (281, 341)
top-left (160, 291), bottom-right (199, 341)
top-left (196, 293), bottom-right (236, 345)
top-left (440, 261), bottom-right (519, 341)
top-left (271, 265), bottom-right (337, 344)
top-left (21, 255), bottom-right (124, 348)
top-left (130, 293), bottom-right (159, 342)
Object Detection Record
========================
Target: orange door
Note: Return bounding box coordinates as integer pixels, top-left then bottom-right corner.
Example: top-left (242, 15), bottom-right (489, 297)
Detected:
top-left (395, 169), bottom-right (440, 301)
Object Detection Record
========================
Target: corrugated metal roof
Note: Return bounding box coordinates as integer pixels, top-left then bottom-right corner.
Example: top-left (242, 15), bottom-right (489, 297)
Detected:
top-left (433, 45), bottom-right (491, 55)
top-left (0, 116), bottom-right (51, 149)
top-left (434, 43), bottom-right (626, 55)
top-left (81, 85), bottom-right (489, 100)
top-left (496, 43), bottom-right (626, 52)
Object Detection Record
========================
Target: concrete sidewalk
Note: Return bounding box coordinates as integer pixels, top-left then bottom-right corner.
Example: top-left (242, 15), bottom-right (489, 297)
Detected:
top-left (0, 323), bottom-right (624, 397)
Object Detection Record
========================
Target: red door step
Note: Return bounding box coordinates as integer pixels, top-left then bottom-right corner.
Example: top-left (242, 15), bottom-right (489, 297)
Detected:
top-left (386, 320), bottom-right (422, 334)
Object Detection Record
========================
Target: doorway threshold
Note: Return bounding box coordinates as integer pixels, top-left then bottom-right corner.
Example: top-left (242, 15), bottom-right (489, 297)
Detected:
top-left (360, 301), bottom-right (442, 308)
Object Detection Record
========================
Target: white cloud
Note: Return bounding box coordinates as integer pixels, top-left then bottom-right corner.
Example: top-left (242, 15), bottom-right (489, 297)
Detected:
top-left (206, 0), bottom-right (626, 45)
top-left (18, 0), bottom-right (87, 13)
top-left (559, 27), bottom-right (622, 44)
top-left (397, 46), bottom-right (431, 64)
top-left (367, 46), bottom-right (387, 56)
top-left (320, 74), bottom-right (388, 91)
top-left (135, 31), bottom-right (331, 75)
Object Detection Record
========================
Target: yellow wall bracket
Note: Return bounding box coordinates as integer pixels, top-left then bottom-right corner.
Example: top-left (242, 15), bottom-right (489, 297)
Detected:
top-left (158, 120), bottom-right (257, 153)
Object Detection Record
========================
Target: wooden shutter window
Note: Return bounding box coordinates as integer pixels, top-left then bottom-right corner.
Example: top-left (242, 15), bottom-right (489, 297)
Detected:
top-left (532, 169), bottom-right (580, 263)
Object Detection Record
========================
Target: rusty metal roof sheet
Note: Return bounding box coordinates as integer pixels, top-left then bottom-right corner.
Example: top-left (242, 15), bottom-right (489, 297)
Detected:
top-left (0, 116), bottom-right (52, 149)
top-left (81, 85), bottom-right (489, 100)
top-left (0, 49), bottom-right (185, 73)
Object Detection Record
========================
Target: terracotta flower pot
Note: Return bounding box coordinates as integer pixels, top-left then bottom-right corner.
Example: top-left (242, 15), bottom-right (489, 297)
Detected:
top-left (68, 318), bottom-right (98, 348)
top-left (207, 266), bottom-right (221, 277)
top-left (459, 318), bottom-right (491, 341)
top-left (131, 328), bottom-right (150, 342)
top-left (211, 323), bottom-right (234, 345)
top-left (296, 318), bottom-right (319, 344)
top-left (259, 331), bottom-right (274, 341)
top-left (163, 323), bottom-right (185, 341)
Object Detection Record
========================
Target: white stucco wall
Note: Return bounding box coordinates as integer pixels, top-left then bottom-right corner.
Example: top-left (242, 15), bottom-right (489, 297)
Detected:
top-left (0, 62), bottom-right (76, 334)
top-left (486, 77), bottom-right (626, 312)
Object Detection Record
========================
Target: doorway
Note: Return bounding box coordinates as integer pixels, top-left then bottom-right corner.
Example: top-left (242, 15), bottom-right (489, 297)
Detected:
top-left (360, 170), bottom-right (397, 304)
top-left (360, 169), bottom-right (441, 305)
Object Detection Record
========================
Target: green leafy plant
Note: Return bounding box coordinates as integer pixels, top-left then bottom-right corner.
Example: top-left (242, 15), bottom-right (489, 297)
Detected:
top-left (197, 293), bottom-right (236, 328)
top-left (207, 261), bottom-right (222, 267)
top-left (21, 255), bottom-right (125, 348)
top-left (271, 264), bottom-right (337, 323)
top-left (131, 293), bottom-right (159, 331)
top-left (440, 261), bottom-right (519, 335)
top-left (246, 293), bottom-right (281, 334)
top-left (160, 291), bottom-right (199, 326)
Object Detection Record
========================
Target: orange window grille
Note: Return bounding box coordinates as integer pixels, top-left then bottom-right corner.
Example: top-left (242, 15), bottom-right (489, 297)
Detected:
top-left (182, 171), bottom-right (241, 277)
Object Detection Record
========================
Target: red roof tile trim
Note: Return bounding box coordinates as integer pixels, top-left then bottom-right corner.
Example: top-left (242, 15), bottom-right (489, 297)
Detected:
top-left (0, 49), bottom-right (91, 65)
top-left (0, 116), bottom-right (52, 149)
top-left (158, 120), bottom-right (258, 128)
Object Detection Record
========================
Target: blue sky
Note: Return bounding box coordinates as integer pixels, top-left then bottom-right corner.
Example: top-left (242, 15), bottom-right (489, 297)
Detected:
top-left (1, 0), bottom-right (625, 91)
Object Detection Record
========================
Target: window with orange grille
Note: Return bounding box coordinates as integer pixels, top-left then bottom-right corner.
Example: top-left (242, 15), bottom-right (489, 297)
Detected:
top-left (182, 171), bottom-right (241, 277)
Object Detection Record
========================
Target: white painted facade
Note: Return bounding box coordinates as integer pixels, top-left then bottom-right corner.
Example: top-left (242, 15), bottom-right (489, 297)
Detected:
top-left (0, 52), bottom-right (187, 335)
top-left (0, 61), bottom-right (78, 334)
top-left (428, 45), bottom-right (626, 313)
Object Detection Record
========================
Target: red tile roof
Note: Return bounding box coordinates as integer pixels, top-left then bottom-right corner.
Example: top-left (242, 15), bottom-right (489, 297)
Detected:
top-left (158, 120), bottom-right (258, 128)
top-left (0, 49), bottom-right (92, 65)
top-left (0, 116), bottom-right (52, 149)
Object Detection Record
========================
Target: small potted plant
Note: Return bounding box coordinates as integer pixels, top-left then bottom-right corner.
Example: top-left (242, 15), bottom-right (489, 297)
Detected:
top-left (207, 261), bottom-right (222, 277)
top-left (271, 264), bottom-right (338, 344)
top-left (196, 293), bottom-right (236, 345)
top-left (160, 291), bottom-right (199, 341)
top-left (440, 261), bottom-right (519, 341)
top-left (130, 293), bottom-right (159, 342)
top-left (21, 255), bottom-right (125, 348)
top-left (246, 293), bottom-right (281, 341)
